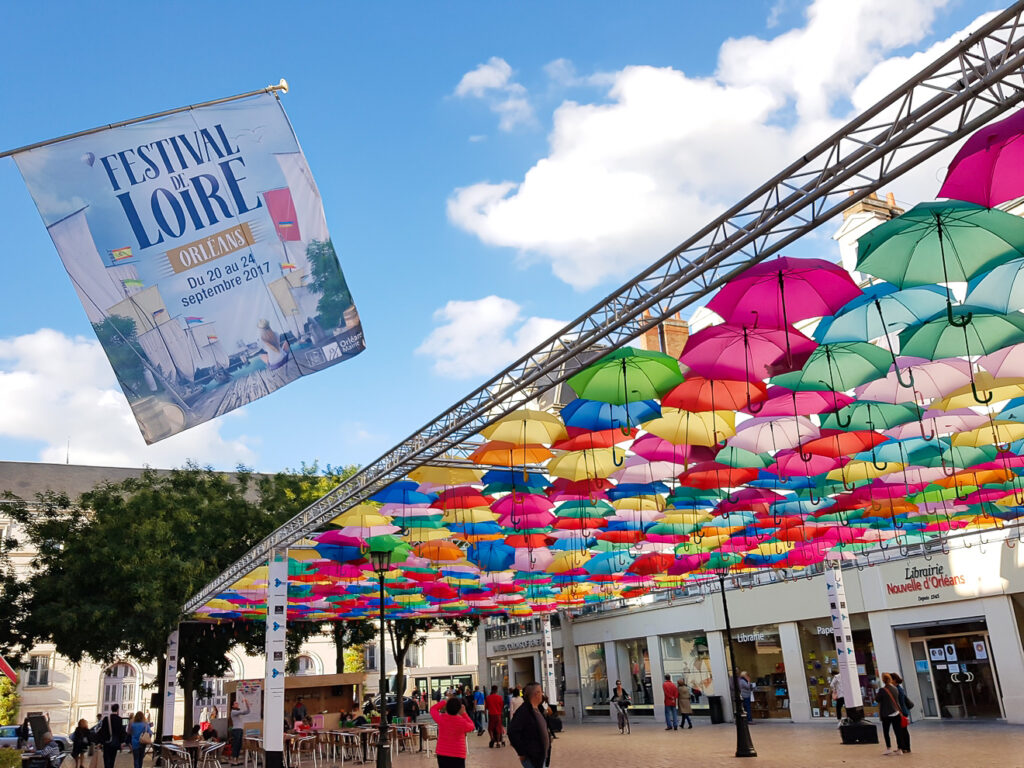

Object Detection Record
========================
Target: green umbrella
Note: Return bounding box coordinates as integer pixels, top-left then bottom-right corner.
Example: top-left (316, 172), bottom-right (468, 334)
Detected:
top-left (714, 446), bottom-right (770, 469)
top-left (783, 341), bottom-right (893, 393)
top-left (856, 200), bottom-right (1024, 326)
top-left (899, 311), bottom-right (1024, 359)
top-left (568, 347), bottom-right (683, 405)
top-left (820, 400), bottom-right (923, 431)
top-left (909, 484), bottom-right (978, 505)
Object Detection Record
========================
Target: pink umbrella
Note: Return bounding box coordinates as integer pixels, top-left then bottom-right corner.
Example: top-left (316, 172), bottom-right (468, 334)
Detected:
top-left (513, 547), bottom-right (554, 572)
top-left (667, 554), bottom-right (711, 574)
top-left (977, 343), bottom-right (1024, 378)
top-left (630, 434), bottom-right (716, 464)
top-left (491, 494), bottom-right (553, 517)
top-left (745, 386), bottom-right (854, 417)
top-left (883, 408), bottom-right (989, 440)
top-left (496, 510), bottom-right (557, 529)
top-left (938, 108), bottom-right (1024, 208)
top-left (768, 450), bottom-right (845, 479)
top-left (715, 488), bottom-right (786, 512)
top-left (707, 257), bottom-right (862, 329)
top-left (679, 324), bottom-right (817, 382)
top-left (610, 456), bottom-right (683, 484)
top-left (854, 357), bottom-right (972, 403)
top-left (727, 415), bottom-right (819, 453)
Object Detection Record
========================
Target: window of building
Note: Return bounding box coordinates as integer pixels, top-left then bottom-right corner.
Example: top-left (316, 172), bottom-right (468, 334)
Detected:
top-left (295, 655), bottom-right (317, 676)
top-left (406, 646), bottom-right (421, 669)
top-left (26, 655), bottom-right (50, 687)
top-left (447, 640), bottom-right (464, 666)
top-left (577, 643), bottom-right (608, 715)
top-left (364, 645), bottom-right (377, 670)
top-left (101, 662), bottom-right (138, 714)
top-left (659, 633), bottom-right (714, 714)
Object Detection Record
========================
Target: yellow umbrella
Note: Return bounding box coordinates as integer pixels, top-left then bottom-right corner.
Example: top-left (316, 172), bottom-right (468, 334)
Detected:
top-left (827, 460), bottom-right (903, 484)
top-left (481, 409), bottom-right (568, 444)
top-left (643, 408), bottom-right (735, 446)
top-left (933, 374), bottom-right (1024, 410)
top-left (330, 504), bottom-right (390, 528)
top-left (287, 548), bottom-right (321, 562)
top-left (407, 465), bottom-right (484, 485)
top-left (547, 447), bottom-right (626, 480)
top-left (402, 526), bottom-right (453, 542)
top-left (546, 550), bottom-right (592, 573)
top-left (441, 508), bottom-right (497, 524)
top-left (469, 441), bottom-right (553, 466)
top-left (611, 495), bottom-right (666, 511)
top-left (950, 420), bottom-right (1024, 447)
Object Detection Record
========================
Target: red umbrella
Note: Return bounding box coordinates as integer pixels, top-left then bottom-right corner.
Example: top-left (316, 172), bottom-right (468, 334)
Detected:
top-left (707, 257), bottom-right (861, 329)
top-left (680, 324), bottom-right (817, 382)
top-left (798, 429), bottom-right (887, 459)
top-left (432, 486), bottom-right (490, 510)
top-left (938, 108), bottom-right (1024, 208)
top-left (628, 552), bottom-right (675, 575)
top-left (662, 376), bottom-right (767, 411)
top-left (551, 429), bottom-right (635, 451)
top-left (679, 462), bottom-right (760, 489)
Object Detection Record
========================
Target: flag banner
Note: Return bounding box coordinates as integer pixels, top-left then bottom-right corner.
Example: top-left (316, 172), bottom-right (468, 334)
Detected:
top-left (14, 93), bottom-right (365, 443)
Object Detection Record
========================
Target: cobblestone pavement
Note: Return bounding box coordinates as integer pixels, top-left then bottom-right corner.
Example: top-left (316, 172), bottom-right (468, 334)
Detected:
top-left (395, 718), bottom-right (1022, 768)
top-left (117, 719), bottom-right (1024, 768)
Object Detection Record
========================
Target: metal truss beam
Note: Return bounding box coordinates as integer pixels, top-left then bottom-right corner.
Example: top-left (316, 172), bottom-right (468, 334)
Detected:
top-left (185, 3), bottom-right (1024, 614)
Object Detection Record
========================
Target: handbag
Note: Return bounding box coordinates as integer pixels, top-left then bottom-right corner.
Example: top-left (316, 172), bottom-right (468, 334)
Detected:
top-left (139, 730), bottom-right (153, 746)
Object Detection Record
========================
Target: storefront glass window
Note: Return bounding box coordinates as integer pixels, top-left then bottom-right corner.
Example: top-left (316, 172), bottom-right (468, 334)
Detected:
top-left (615, 638), bottom-right (653, 715)
top-left (659, 633), bottom-right (714, 713)
top-left (796, 618), bottom-right (878, 718)
top-left (489, 661), bottom-right (508, 692)
top-left (729, 624), bottom-right (789, 719)
top-left (577, 643), bottom-right (609, 715)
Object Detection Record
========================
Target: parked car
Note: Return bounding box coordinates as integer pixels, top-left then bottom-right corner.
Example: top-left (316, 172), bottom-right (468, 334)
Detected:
top-left (0, 725), bottom-right (70, 752)
top-left (371, 694), bottom-right (420, 719)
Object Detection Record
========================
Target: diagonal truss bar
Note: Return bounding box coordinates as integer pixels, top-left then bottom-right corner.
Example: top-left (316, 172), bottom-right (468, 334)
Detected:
top-left (185, 2), bottom-right (1024, 613)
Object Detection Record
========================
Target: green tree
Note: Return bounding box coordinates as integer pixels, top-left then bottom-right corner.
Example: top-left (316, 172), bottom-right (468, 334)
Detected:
top-left (386, 617), bottom-right (479, 717)
top-left (0, 677), bottom-right (18, 726)
top-left (306, 240), bottom-right (354, 329)
top-left (331, 622), bottom-right (377, 673)
top-left (2, 462), bottom-right (357, 736)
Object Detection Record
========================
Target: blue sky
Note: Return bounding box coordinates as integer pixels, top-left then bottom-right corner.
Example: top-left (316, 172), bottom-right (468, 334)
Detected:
top-left (0, 0), bottom-right (1006, 472)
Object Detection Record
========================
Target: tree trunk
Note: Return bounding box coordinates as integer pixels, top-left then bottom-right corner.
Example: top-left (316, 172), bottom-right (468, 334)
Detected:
top-left (332, 624), bottom-right (346, 673)
top-left (394, 649), bottom-right (406, 719)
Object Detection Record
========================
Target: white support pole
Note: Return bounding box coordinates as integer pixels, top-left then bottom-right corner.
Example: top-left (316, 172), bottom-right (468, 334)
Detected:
top-left (161, 629), bottom-right (179, 738)
top-left (541, 616), bottom-right (558, 704)
top-left (264, 549), bottom-right (288, 768)
top-left (825, 561), bottom-right (864, 717)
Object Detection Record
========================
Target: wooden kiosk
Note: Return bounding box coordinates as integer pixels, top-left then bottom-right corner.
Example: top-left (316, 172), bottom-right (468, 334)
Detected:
top-left (225, 672), bottom-right (366, 734)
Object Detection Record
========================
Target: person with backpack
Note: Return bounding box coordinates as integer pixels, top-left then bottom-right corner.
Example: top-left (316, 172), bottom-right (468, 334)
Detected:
top-left (98, 704), bottom-right (127, 768)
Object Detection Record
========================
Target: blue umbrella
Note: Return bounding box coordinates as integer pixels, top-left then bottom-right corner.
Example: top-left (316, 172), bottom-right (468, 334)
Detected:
top-left (561, 398), bottom-right (661, 431)
top-left (370, 480), bottom-right (436, 505)
top-left (467, 541), bottom-right (515, 571)
top-left (815, 283), bottom-right (947, 343)
top-left (965, 256), bottom-right (1024, 314)
top-left (584, 550), bottom-right (634, 575)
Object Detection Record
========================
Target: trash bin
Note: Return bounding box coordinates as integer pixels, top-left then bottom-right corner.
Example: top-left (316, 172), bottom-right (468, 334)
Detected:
top-left (707, 695), bottom-right (725, 724)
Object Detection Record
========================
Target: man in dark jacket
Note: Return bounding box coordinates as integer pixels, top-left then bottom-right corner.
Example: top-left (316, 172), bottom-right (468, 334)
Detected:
top-left (98, 704), bottom-right (126, 768)
top-left (508, 682), bottom-right (550, 768)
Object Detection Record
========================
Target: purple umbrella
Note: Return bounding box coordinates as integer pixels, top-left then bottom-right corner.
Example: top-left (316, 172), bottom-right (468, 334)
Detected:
top-left (630, 434), bottom-right (716, 465)
top-left (854, 357), bottom-right (972, 403)
top-left (938, 108), bottom-right (1024, 208)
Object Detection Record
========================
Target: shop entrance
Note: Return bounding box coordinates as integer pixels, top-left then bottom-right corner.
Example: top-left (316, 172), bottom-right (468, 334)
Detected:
top-left (906, 621), bottom-right (1003, 720)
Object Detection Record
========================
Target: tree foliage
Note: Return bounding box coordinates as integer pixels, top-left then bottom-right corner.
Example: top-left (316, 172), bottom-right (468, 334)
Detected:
top-left (331, 621), bottom-right (377, 673)
top-left (0, 461), bottom-right (358, 734)
top-left (0, 677), bottom-right (18, 726)
top-left (386, 616), bottom-right (479, 717)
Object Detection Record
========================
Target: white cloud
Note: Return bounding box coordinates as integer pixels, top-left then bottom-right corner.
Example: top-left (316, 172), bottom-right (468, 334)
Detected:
top-left (454, 57), bottom-right (535, 131)
top-left (415, 296), bottom-right (564, 379)
top-left (0, 329), bottom-right (257, 468)
top-left (448, 0), bottom-right (983, 290)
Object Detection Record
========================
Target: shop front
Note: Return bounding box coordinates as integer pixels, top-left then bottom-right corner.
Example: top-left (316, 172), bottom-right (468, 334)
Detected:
top-left (578, 643), bottom-right (609, 716)
top-left (796, 617), bottom-right (878, 719)
top-left (729, 623), bottom-right (789, 719)
top-left (614, 638), bottom-right (654, 716)
top-left (659, 632), bottom-right (714, 715)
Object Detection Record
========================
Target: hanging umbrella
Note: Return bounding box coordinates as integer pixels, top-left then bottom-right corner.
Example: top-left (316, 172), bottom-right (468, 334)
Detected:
top-left (854, 357), bottom-right (972, 403)
top-left (630, 434), bottom-right (717, 465)
top-left (548, 448), bottom-right (627, 480)
top-left (938, 107), bottom-right (1024, 208)
top-left (856, 200), bottom-right (1024, 326)
top-left (662, 376), bottom-right (768, 412)
top-left (680, 324), bottom-right (817, 382)
top-left (819, 401), bottom-right (922, 432)
top-left (551, 429), bottom-right (635, 451)
top-left (481, 408), bottom-right (568, 444)
top-left (977, 343), bottom-right (1024, 379)
top-left (899, 310), bottom-right (1024, 360)
top-left (784, 342), bottom-right (895, 395)
top-left (814, 283), bottom-right (948, 343)
top-left (568, 347), bottom-right (683, 404)
top-left (407, 465), bottom-right (484, 485)
top-left (728, 415), bottom-right (819, 453)
top-left (642, 408), bottom-right (736, 446)
top-left (469, 441), bottom-right (554, 466)
top-left (743, 386), bottom-right (854, 417)
top-left (707, 256), bottom-right (861, 329)
top-left (561, 398), bottom-right (661, 432)
top-left (933, 373), bottom-right (1024, 410)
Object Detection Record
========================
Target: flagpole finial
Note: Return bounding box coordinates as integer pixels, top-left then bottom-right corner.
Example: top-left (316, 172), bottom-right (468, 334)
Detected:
top-left (271, 79), bottom-right (289, 94)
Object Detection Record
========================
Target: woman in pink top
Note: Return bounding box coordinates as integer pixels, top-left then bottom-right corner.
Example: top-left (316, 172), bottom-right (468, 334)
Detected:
top-left (430, 697), bottom-right (476, 768)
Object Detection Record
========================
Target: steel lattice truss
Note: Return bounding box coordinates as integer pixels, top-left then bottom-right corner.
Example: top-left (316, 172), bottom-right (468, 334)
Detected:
top-left (185, 2), bottom-right (1024, 614)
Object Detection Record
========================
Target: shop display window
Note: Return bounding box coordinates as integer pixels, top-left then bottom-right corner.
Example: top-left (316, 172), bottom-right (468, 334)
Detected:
top-left (578, 643), bottom-right (609, 714)
top-left (660, 633), bottom-right (714, 713)
top-left (729, 624), bottom-right (789, 718)
top-left (796, 618), bottom-right (878, 718)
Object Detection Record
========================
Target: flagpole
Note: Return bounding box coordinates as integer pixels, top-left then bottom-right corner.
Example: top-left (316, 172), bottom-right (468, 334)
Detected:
top-left (0, 80), bottom-right (289, 159)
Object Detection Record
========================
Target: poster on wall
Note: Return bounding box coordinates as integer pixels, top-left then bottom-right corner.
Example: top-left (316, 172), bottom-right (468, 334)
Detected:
top-left (237, 680), bottom-right (263, 734)
top-left (13, 93), bottom-right (365, 443)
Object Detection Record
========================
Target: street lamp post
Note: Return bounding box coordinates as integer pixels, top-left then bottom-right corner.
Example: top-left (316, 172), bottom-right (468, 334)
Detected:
top-left (370, 549), bottom-right (393, 768)
top-left (719, 573), bottom-right (757, 758)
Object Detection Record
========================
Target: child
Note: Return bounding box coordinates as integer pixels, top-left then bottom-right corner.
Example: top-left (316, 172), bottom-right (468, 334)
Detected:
top-left (430, 696), bottom-right (475, 768)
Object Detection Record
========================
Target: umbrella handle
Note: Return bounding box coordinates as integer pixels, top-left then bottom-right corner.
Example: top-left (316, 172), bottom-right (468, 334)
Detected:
top-left (871, 456), bottom-right (889, 472)
top-left (875, 300), bottom-right (916, 390)
top-left (919, 420), bottom-right (936, 441)
top-left (946, 300), bottom-right (972, 328)
top-left (806, 486), bottom-right (821, 506)
top-left (798, 448), bottom-right (814, 463)
top-left (970, 373), bottom-right (994, 405)
top-left (842, 477), bottom-right (857, 492)
top-left (939, 456), bottom-right (957, 478)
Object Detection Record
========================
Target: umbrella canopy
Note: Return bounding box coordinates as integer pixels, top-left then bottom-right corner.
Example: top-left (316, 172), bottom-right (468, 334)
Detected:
top-left (938, 107), bottom-right (1024, 208)
top-left (568, 348), bottom-right (683, 404)
top-left (680, 324), bottom-right (817, 381)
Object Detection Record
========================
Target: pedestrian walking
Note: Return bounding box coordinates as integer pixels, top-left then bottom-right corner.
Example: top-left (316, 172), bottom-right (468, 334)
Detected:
top-left (508, 682), bottom-right (551, 768)
top-left (509, 687), bottom-right (524, 717)
top-left (473, 686), bottom-right (486, 735)
top-left (737, 672), bottom-right (755, 723)
top-left (97, 704), bottom-right (126, 768)
top-left (661, 674), bottom-right (679, 730)
top-left (890, 673), bottom-right (913, 752)
top-left (878, 673), bottom-right (910, 756)
top-left (829, 670), bottom-right (844, 721)
top-left (430, 697), bottom-right (475, 768)
top-left (675, 678), bottom-right (693, 729)
top-left (71, 719), bottom-right (92, 768)
top-left (485, 684), bottom-right (505, 748)
top-left (128, 712), bottom-right (152, 768)
top-left (610, 681), bottom-right (631, 734)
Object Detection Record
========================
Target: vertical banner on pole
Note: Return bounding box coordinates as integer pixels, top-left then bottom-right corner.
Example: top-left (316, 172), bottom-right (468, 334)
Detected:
top-left (542, 615), bottom-right (559, 704)
top-left (264, 549), bottom-right (288, 761)
top-left (162, 629), bottom-right (179, 738)
top-left (825, 561), bottom-right (863, 710)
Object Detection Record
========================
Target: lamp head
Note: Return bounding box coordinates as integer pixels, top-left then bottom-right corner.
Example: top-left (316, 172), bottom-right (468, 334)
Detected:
top-left (369, 548), bottom-right (392, 573)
